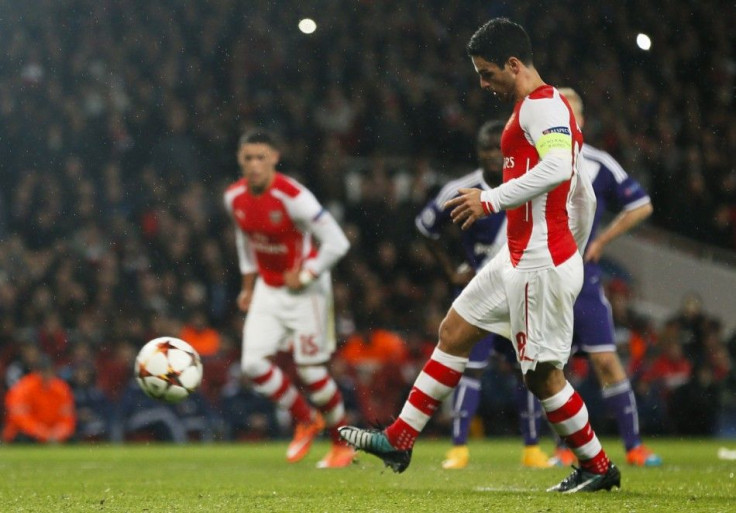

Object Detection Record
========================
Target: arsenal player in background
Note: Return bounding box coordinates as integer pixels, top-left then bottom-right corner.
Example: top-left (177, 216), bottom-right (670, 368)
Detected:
top-left (224, 129), bottom-right (354, 468)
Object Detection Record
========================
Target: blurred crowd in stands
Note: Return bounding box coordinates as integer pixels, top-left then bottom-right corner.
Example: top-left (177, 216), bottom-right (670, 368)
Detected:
top-left (0, 0), bottom-right (735, 443)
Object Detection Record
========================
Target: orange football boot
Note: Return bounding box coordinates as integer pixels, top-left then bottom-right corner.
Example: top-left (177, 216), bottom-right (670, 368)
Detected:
top-left (316, 443), bottom-right (356, 468)
top-left (549, 446), bottom-right (577, 467)
top-left (286, 412), bottom-right (325, 463)
top-left (626, 444), bottom-right (662, 466)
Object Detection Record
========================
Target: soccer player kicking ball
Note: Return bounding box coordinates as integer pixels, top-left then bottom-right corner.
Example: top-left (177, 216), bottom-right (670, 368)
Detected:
top-left (415, 120), bottom-right (551, 470)
top-left (225, 129), bottom-right (355, 468)
top-left (341, 18), bottom-right (621, 493)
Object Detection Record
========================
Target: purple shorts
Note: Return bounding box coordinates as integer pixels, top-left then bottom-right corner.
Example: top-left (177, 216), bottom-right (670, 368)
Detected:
top-left (572, 277), bottom-right (616, 354)
top-left (466, 333), bottom-right (516, 369)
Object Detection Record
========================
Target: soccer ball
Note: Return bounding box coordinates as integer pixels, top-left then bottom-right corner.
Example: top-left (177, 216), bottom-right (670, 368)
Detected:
top-left (135, 337), bottom-right (203, 403)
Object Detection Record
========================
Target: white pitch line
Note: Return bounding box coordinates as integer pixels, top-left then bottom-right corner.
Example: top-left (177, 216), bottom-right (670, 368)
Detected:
top-left (474, 486), bottom-right (540, 493)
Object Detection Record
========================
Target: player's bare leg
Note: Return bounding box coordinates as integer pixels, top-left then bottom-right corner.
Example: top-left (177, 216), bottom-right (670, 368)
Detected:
top-left (340, 308), bottom-right (483, 472)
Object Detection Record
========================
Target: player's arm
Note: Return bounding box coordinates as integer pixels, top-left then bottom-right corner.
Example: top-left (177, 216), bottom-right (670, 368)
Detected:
top-left (238, 271), bottom-right (258, 312)
top-left (585, 201), bottom-right (652, 262)
top-left (284, 188), bottom-right (350, 290)
top-left (223, 189), bottom-right (259, 311)
top-left (568, 161), bottom-right (596, 254)
top-left (481, 99), bottom-right (574, 212)
top-left (425, 237), bottom-right (474, 286)
top-left (585, 154), bottom-right (652, 262)
top-left (303, 208), bottom-right (350, 274)
top-left (446, 99), bottom-right (573, 229)
top-left (234, 229), bottom-right (258, 311)
top-left (447, 149), bottom-right (570, 229)
top-left (415, 199), bottom-right (473, 285)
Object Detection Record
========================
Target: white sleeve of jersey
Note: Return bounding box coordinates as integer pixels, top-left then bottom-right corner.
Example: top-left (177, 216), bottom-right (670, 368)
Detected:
top-left (567, 156), bottom-right (596, 253)
top-left (283, 185), bottom-right (350, 276)
top-left (305, 210), bottom-right (351, 275)
top-left (480, 95), bottom-right (573, 212)
top-left (234, 228), bottom-right (257, 275)
top-left (223, 186), bottom-right (257, 275)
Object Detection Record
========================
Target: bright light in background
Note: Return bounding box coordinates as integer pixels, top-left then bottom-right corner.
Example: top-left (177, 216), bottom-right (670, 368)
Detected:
top-left (636, 33), bottom-right (652, 51)
top-left (298, 18), bottom-right (317, 34)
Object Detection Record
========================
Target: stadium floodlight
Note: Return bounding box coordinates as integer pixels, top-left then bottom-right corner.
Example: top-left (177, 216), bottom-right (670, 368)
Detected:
top-left (636, 33), bottom-right (652, 51)
top-left (298, 18), bottom-right (317, 34)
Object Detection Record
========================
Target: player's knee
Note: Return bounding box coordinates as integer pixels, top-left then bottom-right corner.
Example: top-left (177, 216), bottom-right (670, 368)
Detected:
top-left (590, 352), bottom-right (625, 382)
top-left (524, 363), bottom-right (566, 400)
top-left (438, 316), bottom-right (459, 348)
top-left (438, 311), bottom-right (479, 355)
top-left (296, 364), bottom-right (328, 384)
top-left (241, 357), bottom-right (271, 379)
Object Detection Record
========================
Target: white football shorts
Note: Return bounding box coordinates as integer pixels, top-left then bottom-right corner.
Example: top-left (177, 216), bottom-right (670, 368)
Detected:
top-left (452, 246), bottom-right (583, 374)
top-left (242, 273), bottom-right (336, 366)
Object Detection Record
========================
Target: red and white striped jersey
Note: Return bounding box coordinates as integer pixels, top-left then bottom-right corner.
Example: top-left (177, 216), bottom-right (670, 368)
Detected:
top-left (481, 85), bottom-right (585, 270)
top-left (224, 173), bottom-right (349, 287)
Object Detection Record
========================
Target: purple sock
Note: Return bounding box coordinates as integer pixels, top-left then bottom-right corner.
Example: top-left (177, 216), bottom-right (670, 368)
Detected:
top-left (602, 379), bottom-right (641, 451)
top-left (450, 376), bottom-right (482, 445)
top-left (516, 380), bottom-right (543, 446)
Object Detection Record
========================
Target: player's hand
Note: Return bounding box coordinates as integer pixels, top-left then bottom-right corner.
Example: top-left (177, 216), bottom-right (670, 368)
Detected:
top-left (451, 262), bottom-right (475, 286)
top-left (237, 289), bottom-right (253, 312)
top-left (283, 266), bottom-right (303, 291)
top-left (584, 238), bottom-right (604, 263)
top-left (444, 188), bottom-right (486, 230)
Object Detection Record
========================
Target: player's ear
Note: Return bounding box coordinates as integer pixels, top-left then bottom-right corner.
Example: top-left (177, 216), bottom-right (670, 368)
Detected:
top-left (506, 57), bottom-right (522, 74)
top-left (271, 150), bottom-right (281, 166)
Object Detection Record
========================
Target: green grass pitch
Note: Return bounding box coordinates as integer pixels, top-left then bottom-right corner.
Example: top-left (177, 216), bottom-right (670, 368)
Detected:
top-left (1, 438), bottom-right (735, 512)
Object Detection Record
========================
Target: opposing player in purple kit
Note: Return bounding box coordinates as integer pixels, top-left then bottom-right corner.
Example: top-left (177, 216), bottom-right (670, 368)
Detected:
top-left (341, 18), bottom-right (621, 493)
top-left (549, 87), bottom-right (661, 468)
top-left (415, 120), bottom-right (551, 469)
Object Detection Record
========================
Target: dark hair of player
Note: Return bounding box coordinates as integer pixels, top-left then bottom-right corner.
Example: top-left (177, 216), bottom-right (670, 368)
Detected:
top-left (477, 120), bottom-right (505, 149)
top-left (238, 129), bottom-right (281, 150)
top-left (466, 18), bottom-right (534, 67)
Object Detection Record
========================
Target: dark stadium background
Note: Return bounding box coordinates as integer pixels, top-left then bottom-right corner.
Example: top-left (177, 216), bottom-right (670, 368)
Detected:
top-left (0, 0), bottom-right (734, 442)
